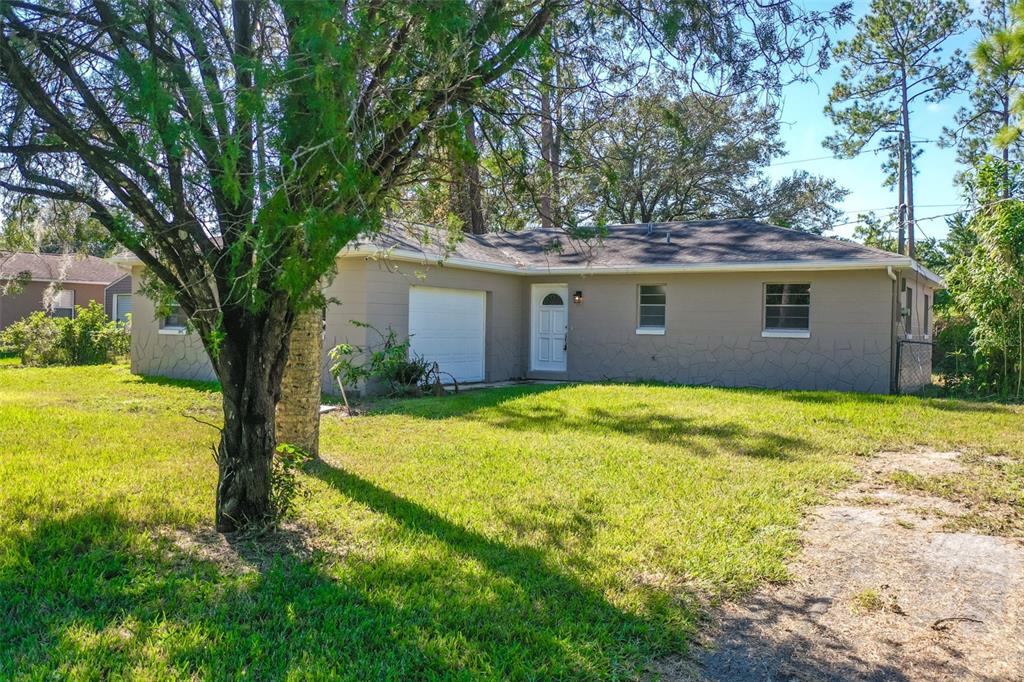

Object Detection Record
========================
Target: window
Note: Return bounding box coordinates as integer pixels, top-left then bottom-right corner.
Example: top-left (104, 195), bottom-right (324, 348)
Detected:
top-left (924, 294), bottom-right (930, 338)
top-left (541, 293), bottom-right (564, 306)
top-left (637, 285), bottom-right (666, 334)
top-left (114, 294), bottom-right (133, 324)
top-left (763, 283), bottom-right (810, 337)
top-left (159, 303), bottom-right (188, 333)
top-left (904, 285), bottom-right (913, 336)
top-left (52, 289), bottom-right (74, 318)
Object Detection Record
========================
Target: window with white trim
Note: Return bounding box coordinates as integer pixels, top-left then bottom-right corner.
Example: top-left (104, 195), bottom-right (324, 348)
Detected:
top-left (904, 285), bottom-right (913, 336)
top-left (114, 293), bottom-right (133, 324)
top-left (637, 284), bottom-right (666, 332)
top-left (52, 289), bottom-right (75, 318)
top-left (763, 283), bottom-right (810, 334)
top-left (159, 303), bottom-right (188, 332)
top-left (924, 294), bottom-right (930, 338)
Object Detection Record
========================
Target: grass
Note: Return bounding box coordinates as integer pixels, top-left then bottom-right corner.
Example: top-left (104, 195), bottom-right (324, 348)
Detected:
top-left (851, 589), bottom-right (885, 613)
top-left (1, 365), bottom-right (1022, 679)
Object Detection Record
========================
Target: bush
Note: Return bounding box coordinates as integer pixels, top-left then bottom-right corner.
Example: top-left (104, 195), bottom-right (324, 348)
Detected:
top-left (0, 302), bottom-right (129, 366)
top-left (933, 314), bottom-right (977, 393)
top-left (328, 322), bottom-right (429, 396)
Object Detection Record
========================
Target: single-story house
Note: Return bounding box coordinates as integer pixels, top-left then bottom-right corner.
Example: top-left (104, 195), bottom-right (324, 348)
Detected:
top-left (114, 219), bottom-right (943, 394)
top-left (0, 252), bottom-right (126, 329)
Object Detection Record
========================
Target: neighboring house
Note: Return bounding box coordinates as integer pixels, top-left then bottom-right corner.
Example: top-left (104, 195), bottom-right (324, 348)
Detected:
top-left (0, 252), bottom-right (122, 329)
top-left (114, 219), bottom-right (943, 394)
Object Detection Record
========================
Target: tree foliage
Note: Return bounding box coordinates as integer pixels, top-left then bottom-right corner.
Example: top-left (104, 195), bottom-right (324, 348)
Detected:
top-left (0, 0), bottom-right (849, 531)
top-left (579, 86), bottom-right (847, 231)
top-left (824, 0), bottom-right (970, 240)
top-left (852, 211), bottom-right (948, 273)
top-left (946, 158), bottom-right (1024, 397)
top-left (941, 0), bottom-right (1024, 175)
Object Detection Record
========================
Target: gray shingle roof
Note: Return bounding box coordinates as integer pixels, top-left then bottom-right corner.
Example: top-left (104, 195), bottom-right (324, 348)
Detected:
top-left (0, 252), bottom-right (122, 284)
top-left (362, 219), bottom-right (909, 270)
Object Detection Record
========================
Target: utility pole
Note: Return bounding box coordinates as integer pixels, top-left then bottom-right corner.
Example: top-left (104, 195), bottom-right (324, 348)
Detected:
top-left (897, 132), bottom-right (906, 256)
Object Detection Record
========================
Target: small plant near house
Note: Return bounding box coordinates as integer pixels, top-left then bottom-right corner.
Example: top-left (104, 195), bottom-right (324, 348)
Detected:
top-left (328, 322), bottom-right (430, 398)
top-left (269, 444), bottom-right (314, 523)
top-left (0, 301), bottom-right (128, 366)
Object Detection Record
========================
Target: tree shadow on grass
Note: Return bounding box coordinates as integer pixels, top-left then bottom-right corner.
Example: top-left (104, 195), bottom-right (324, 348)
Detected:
top-left (477, 403), bottom-right (809, 459)
top-left (1, 491), bottom-right (684, 679)
top-left (764, 388), bottom-right (1018, 414)
top-left (304, 459), bottom-right (689, 667)
top-left (135, 373), bottom-right (222, 393)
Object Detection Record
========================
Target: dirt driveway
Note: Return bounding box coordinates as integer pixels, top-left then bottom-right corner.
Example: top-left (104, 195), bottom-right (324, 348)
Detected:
top-left (664, 449), bottom-right (1024, 681)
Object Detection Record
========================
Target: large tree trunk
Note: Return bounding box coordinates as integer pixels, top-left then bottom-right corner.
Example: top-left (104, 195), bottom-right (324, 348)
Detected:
top-left (539, 85), bottom-right (556, 229)
top-left (276, 306), bottom-right (324, 457)
top-left (213, 305), bottom-right (293, 533)
top-left (462, 113), bottom-right (486, 235)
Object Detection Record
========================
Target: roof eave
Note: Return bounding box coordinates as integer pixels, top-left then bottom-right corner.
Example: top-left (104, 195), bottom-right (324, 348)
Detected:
top-left (114, 244), bottom-right (945, 285)
top-left (343, 245), bottom-right (930, 279)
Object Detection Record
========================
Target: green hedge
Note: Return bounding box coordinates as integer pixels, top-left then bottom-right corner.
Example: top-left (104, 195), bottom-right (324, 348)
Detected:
top-left (0, 301), bottom-right (129, 366)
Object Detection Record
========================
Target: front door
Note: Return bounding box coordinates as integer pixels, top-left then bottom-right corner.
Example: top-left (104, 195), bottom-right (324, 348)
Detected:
top-left (531, 284), bottom-right (568, 372)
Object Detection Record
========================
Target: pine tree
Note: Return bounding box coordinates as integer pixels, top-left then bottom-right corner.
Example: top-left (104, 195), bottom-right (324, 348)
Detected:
top-left (825, 0), bottom-right (970, 257)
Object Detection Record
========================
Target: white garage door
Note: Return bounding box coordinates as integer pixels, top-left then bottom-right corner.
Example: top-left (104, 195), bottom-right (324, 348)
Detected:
top-left (408, 286), bottom-right (486, 383)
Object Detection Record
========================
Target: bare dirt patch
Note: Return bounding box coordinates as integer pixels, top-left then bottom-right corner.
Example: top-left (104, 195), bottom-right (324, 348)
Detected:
top-left (667, 449), bottom-right (1024, 682)
top-left (158, 521), bottom-right (349, 575)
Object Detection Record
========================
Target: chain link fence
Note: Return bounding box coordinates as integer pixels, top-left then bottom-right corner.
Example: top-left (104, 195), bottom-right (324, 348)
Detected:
top-left (896, 339), bottom-right (935, 394)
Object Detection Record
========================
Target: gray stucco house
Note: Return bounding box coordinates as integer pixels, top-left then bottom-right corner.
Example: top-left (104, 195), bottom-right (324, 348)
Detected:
top-left (113, 219), bottom-right (943, 394)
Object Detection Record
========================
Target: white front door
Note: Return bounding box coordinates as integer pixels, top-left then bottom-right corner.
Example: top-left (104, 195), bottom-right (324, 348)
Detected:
top-left (531, 284), bottom-right (568, 372)
top-left (408, 286), bottom-right (486, 383)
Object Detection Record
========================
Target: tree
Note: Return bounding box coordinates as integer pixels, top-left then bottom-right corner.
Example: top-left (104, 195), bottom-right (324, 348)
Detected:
top-left (733, 171), bottom-right (849, 235)
top-left (582, 87), bottom-right (848, 231)
top-left (0, 0), bottom-right (554, 532)
top-left (825, 0), bottom-right (970, 257)
top-left (942, 0), bottom-right (1024, 192)
top-left (851, 210), bottom-right (948, 272)
top-left (0, 0), bottom-right (846, 532)
top-left (1, 196), bottom-right (115, 255)
top-left (947, 157), bottom-right (1024, 396)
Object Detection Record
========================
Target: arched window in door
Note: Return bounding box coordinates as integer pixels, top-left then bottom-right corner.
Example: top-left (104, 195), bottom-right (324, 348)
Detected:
top-left (541, 293), bottom-right (564, 306)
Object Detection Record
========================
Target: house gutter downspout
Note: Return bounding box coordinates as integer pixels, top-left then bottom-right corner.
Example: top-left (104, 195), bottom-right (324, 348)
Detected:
top-left (887, 266), bottom-right (899, 393)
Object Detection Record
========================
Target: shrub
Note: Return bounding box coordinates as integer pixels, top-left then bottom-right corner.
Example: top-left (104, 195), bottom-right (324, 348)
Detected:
top-left (933, 314), bottom-right (977, 393)
top-left (328, 322), bottom-right (429, 396)
top-left (269, 443), bottom-right (314, 523)
top-left (0, 301), bottom-right (129, 366)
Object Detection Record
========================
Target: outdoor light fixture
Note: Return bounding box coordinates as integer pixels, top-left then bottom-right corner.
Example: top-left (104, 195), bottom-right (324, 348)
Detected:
top-left (574, 291), bottom-right (584, 304)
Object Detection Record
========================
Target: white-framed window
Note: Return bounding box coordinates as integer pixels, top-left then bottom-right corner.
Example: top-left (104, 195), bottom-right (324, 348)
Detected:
top-left (924, 294), bottom-right (931, 339)
top-left (158, 303), bottom-right (188, 334)
top-left (113, 293), bottom-right (133, 324)
top-left (904, 284), bottom-right (913, 337)
top-left (52, 289), bottom-right (75, 318)
top-left (637, 284), bottom-right (666, 334)
top-left (763, 283), bottom-right (810, 338)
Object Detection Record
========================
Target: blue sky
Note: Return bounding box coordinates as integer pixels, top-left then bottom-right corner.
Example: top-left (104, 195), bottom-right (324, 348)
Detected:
top-left (767, 0), bottom-right (985, 240)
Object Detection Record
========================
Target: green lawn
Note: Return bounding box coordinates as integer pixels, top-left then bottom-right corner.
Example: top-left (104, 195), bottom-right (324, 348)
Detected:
top-left (1, 365), bottom-right (1021, 679)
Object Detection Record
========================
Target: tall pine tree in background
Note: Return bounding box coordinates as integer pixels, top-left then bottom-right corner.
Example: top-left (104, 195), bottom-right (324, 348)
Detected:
top-left (825, 0), bottom-right (970, 257)
top-left (942, 0), bottom-right (1024, 193)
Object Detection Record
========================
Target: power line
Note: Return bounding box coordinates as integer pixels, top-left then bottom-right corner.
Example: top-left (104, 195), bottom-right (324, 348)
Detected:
top-left (830, 200), bottom-right (1000, 231)
top-left (767, 139), bottom-right (935, 168)
top-left (833, 202), bottom-right (963, 216)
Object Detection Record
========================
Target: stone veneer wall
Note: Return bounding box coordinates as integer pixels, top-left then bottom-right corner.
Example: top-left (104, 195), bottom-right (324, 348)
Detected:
top-left (129, 266), bottom-right (216, 381)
